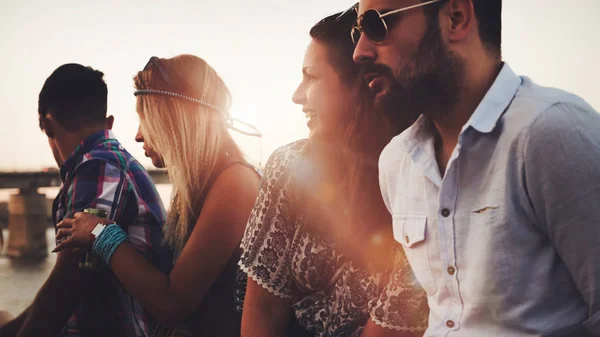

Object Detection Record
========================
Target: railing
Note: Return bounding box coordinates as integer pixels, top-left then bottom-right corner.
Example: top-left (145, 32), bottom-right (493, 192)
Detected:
top-left (0, 170), bottom-right (170, 190)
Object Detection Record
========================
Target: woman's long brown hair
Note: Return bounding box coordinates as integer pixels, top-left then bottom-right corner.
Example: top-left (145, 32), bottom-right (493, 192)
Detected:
top-left (294, 8), bottom-right (416, 272)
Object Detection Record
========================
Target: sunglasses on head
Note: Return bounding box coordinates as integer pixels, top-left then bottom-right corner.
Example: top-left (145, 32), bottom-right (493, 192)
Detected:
top-left (311, 3), bottom-right (359, 38)
top-left (135, 57), bottom-right (263, 139)
top-left (142, 56), bottom-right (171, 84)
top-left (351, 0), bottom-right (443, 45)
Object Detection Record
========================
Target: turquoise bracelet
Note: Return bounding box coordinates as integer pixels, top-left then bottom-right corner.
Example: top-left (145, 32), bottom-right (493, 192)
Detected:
top-left (92, 224), bottom-right (128, 265)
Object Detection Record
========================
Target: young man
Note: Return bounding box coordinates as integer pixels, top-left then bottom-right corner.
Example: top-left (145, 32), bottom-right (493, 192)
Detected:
top-left (0, 64), bottom-right (172, 337)
top-left (353, 0), bottom-right (600, 336)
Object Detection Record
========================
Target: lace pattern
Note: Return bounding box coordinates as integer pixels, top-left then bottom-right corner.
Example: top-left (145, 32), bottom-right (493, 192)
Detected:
top-left (239, 140), bottom-right (428, 336)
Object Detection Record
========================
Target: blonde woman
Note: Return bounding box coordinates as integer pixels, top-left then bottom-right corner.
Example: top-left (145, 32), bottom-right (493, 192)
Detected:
top-left (53, 54), bottom-right (261, 337)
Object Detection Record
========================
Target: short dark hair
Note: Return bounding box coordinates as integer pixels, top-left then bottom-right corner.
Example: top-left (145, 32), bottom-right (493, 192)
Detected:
top-left (38, 63), bottom-right (108, 132)
top-left (426, 0), bottom-right (502, 56)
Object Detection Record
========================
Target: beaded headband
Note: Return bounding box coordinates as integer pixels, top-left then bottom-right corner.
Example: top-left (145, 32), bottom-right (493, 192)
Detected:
top-left (133, 89), bottom-right (222, 113)
top-left (133, 88), bottom-right (262, 138)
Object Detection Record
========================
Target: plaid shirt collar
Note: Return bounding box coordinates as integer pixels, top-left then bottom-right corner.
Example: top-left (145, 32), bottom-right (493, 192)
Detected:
top-left (60, 129), bottom-right (118, 182)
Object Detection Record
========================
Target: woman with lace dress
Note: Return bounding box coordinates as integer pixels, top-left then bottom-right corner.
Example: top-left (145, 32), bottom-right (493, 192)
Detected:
top-left (239, 5), bottom-right (428, 337)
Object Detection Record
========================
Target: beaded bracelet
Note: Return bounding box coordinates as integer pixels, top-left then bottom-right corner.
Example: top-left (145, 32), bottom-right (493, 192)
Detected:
top-left (92, 224), bottom-right (128, 265)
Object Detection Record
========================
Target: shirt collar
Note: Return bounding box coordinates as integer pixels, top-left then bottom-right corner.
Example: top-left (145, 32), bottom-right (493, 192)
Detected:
top-left (463, 63), bottom-right (522, 134)
top-left (399, 62), bottom-right (522, 151)
top-left (60, 129), bottom-right (116, 181)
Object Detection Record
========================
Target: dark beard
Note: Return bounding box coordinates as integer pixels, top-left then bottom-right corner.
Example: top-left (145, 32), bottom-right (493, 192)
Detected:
top-left (378, 16), bottom-right (465, 121)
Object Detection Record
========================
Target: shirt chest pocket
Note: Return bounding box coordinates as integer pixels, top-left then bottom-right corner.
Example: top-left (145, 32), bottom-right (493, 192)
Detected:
top-left (392, 215), bottom-right (437, 296)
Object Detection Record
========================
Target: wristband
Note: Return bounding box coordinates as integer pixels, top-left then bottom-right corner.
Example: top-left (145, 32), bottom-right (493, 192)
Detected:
top-left (91, 223), bottom-right (128, 265)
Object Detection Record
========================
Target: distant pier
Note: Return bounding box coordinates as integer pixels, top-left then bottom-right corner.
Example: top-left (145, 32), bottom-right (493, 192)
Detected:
top-left (0, 170), bottom-right (169, 259)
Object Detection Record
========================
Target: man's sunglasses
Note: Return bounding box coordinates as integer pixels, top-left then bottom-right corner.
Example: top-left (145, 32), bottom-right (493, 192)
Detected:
top-left (351, 0), bottom-right (443, 45)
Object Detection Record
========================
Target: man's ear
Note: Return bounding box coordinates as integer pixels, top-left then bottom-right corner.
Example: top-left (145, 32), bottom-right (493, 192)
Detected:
top-left (39, 114), bottom-right (55, 138)
top-left (440, 0), bottom-right (475, 44)
top-left (106, 115), bottom-right (115, 130)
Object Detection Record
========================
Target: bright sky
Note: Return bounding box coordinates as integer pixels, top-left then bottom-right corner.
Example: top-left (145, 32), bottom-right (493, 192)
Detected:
top-left (1, 0), bottom-right (599, 171)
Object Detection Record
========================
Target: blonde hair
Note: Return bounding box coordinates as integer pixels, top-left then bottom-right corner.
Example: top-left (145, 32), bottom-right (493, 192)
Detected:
top-left (134, 54), bottom-right (245, 256)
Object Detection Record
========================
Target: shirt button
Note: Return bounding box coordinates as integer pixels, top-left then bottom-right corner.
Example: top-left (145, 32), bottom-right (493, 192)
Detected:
top-left (446, 320), bottom-right (455, 328)
top-left (441, 208), bottom-right (451, 217)
top-left (447, 266), bottom-right (456, 275)
top-left (405, 235), bottom-right (410, 244)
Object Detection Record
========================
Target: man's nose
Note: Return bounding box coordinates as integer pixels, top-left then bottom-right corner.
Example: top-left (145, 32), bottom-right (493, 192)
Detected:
top-left (353, 34), bottom-right (377, 64)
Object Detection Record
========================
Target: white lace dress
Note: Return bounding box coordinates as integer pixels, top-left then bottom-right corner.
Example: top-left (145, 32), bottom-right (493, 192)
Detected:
top-left (239, 140), bottom-right (428, 337)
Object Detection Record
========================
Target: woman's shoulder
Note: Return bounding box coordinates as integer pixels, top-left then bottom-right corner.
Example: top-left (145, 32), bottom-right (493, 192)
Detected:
top-left (270, 139), bottom-right (308, 162)
top-left (262, 139), bottom-right (308, 175)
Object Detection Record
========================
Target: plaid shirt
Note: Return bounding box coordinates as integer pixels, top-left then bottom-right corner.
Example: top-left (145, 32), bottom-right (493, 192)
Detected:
top-left (53, 130), bottom-right (172, 337)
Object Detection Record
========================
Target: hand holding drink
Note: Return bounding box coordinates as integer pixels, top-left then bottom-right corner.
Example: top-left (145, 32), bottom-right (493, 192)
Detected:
top-left (54, 209), bottom-right (115, 272)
